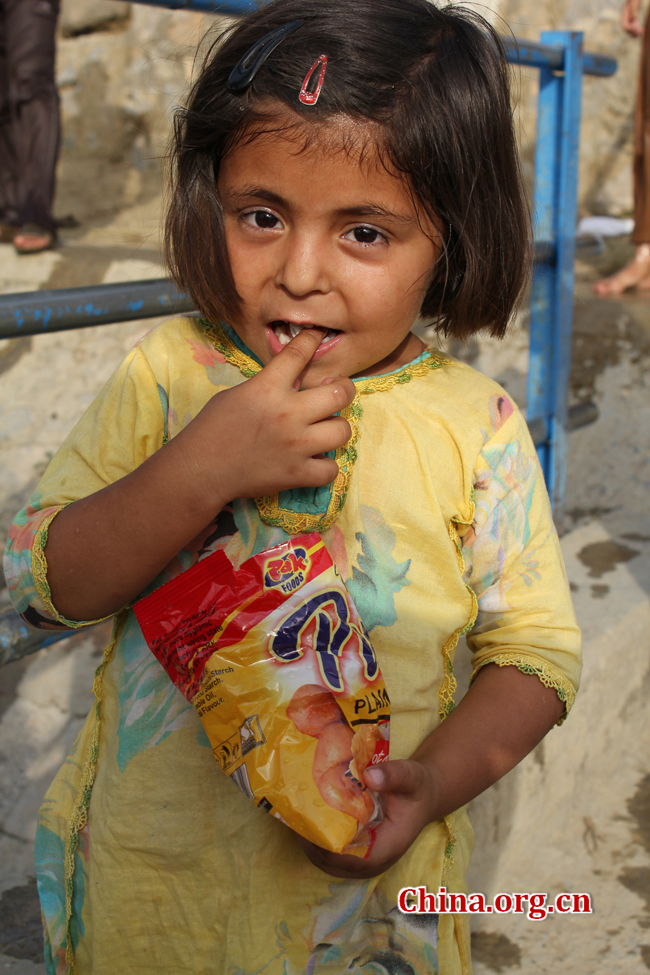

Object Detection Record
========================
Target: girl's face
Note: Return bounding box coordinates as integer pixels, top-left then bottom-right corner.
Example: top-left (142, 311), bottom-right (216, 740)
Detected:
top-left (217, 119), bottom-right (440, 387)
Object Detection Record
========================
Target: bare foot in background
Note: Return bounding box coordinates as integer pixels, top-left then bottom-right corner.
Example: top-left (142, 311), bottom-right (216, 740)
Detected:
top-left (635, 273), bottom-right (650, 290)
top-left (593, 243), bottom-right (650, 296)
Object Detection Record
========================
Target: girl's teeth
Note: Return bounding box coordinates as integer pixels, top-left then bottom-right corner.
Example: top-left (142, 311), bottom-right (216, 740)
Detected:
top-left (273, 322), bottom-right (339, 347)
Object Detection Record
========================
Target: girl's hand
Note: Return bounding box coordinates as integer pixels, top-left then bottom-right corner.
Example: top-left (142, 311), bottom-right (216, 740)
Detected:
top-left (622, 0), bottom-right (644, 36)
top-left (298, 759), bottom-right (441, 880)
top-left (174, 326), bottom-right (357, 507)
top-left (298, 665), bottom-right (566, 880)
top-left (45, 326), bottom-right (356, 622)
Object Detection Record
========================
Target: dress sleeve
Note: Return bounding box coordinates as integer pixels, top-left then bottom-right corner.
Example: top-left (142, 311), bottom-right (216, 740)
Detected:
top-left (460, 402), bottom-right (581, 722)
top-left (3, 344), bottom-right (165, 629)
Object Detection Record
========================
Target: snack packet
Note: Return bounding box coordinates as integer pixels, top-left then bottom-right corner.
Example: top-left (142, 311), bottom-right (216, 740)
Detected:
top-left (134, 532), bottom-right (390, 857)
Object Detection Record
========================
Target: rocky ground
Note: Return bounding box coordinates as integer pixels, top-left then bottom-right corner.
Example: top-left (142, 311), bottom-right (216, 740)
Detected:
top-left (1, 175), bottom-right (650, 971)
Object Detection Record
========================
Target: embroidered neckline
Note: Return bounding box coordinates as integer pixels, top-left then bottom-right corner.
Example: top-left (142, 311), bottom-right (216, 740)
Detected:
top-left (200, 319), bottom-right (448, 533)
top-left (201, 319), bottom-right (262, 378)
top-left (254, 397), bottom-right (362, 533)
top-left (200, 318), bottom-right (447, 389)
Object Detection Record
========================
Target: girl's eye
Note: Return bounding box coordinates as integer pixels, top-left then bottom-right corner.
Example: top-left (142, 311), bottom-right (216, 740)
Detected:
top-left (243, 210), bottom-right (282, 230)
top-left (344, 226), bottom-right (386, 245)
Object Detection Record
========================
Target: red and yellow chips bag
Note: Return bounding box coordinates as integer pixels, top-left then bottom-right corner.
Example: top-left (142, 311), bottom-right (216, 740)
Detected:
top-left (134, 532), bottom-right (390, 856)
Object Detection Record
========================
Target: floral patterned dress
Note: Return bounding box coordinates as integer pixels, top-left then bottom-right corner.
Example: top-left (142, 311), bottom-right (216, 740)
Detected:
top-left (3, 318), bottom-right (581, 975)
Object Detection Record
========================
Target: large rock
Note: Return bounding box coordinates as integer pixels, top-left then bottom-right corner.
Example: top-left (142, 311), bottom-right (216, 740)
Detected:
top-left (500, 0), bottom-right (640, 216)
top-left (59, 0), bottom-right (131, 38)
top-left (53, 3), bottom-right (232, 225)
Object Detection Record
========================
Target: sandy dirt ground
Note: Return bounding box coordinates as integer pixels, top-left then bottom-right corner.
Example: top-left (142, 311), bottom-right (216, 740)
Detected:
top-left (0, 183), bottom-right (649, 971)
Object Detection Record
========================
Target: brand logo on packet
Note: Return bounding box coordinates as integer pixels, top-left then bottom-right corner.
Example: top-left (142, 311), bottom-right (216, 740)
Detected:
top-left (269, 592), bottom-right (379, 693)
top-left (264, 548), bottom-right (309, 593)
top-left (135, 531), bottom-right (390, 858)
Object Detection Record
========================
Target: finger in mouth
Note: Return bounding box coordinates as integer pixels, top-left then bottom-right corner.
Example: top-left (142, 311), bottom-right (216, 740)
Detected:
top-left (272, 321), bottom-right (340, 347)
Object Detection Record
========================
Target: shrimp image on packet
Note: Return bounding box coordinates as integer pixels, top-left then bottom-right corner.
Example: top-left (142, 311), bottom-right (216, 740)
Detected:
top-left (134, 532), bottom-right (390, 857)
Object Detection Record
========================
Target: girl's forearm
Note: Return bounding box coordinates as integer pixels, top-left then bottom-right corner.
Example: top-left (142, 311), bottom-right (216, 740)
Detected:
top-left (42, 332), bottom-right (356, 623)
top-left (45, 435), bottom-right (228, 622)
top-left (414, 662), bottom-right (566, 820)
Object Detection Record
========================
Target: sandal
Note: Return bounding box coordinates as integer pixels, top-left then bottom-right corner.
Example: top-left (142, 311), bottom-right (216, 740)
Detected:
top-left (14, 223), bottom-right (56, 255)
top-left (55, 214), bottom-right (80, 230)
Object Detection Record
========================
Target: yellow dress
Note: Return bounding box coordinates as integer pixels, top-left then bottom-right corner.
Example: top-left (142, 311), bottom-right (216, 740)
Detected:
top-left (3, 318), bottom-right (581, 975)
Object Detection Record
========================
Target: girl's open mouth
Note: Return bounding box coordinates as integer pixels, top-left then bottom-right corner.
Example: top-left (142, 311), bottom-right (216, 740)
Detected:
top-left (267, 321), bottom-right (343, 358)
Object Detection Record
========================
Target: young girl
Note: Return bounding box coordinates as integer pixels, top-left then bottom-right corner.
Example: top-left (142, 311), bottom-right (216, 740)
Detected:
top-left (4, 0), bottom-right (581, 971)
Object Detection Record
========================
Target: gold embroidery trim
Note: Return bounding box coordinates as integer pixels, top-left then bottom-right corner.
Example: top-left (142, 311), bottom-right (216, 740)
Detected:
top-left (254, 397), bottom-right (363, 534)
top-left (200, 318), bottom-right (262, 378)
top-left (33, 505), bottom-right (115, 630)
top-left (32, 508), bottom-right (71, 624)
top-left (469, 652), bottom-right (576, 725)
top-left (200, 317), bottom-right (448, 389)
top-left (200, 319), bottom-right (448, 533)
top-left (64, 614), bottom-right (124, 973)
top-left (441, 812), bottom-right (457, 885)
top-left (352, 352), bottom-right (448, 394)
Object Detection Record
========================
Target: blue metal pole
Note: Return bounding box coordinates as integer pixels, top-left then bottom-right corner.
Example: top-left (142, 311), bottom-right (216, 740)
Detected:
top-left (527, 32), bottom-right (584, 517)
top-left (129, 0), bottom-right (257, 13)
top-left (501, 36), bottom-right (615, 77)
top-left (0, 610), bottom-right (75, 668)
top-left (528, 50), bottom-right (562, 475)
top-left (548, 32), bottom-right (583, 514)
top-left (0, 279), bottom-right (195, 339)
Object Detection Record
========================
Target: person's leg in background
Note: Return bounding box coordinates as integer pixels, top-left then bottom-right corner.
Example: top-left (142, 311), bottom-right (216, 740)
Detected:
top-left (1, 0), bottom-right (60, 253)
top-left (0, 0), bottom-right (20, 242)
top-left (594, 0), bottom-right (650, 295)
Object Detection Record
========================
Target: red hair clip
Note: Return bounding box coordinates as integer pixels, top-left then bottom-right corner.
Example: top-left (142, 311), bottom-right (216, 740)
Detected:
top-left (299, 55), bottom-right (327, 105)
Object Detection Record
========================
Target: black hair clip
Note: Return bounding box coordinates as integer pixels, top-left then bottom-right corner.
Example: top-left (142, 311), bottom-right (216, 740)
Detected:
top-left (227, 20), bottom-right (304, 93)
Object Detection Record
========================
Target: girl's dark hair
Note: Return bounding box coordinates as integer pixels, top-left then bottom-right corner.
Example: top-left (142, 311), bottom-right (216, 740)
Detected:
top-left (165, 0), bottom-right (529, 339)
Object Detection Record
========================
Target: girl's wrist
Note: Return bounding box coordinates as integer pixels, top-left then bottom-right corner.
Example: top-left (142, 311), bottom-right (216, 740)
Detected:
top-left (417, 759), bottom-right (446, 825)
top-left (161, 428), bottom-right (233, 522)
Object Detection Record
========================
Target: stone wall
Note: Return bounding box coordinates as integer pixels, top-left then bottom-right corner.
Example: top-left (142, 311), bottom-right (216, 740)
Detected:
top-left (53, 0), bottom-right (231, 227)
top-left (52, 0), bottom-right (641, 222)
top-left (499, 0), bottom-right (642, 216)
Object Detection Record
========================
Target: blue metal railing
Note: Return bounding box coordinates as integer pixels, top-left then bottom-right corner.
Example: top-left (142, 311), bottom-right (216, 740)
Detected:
top-left (0, 15), bottom-right (618, 664)
top-left (527, 32), bottom-right (593, 511)
top-left (0, 279), bottom-right (194, 337)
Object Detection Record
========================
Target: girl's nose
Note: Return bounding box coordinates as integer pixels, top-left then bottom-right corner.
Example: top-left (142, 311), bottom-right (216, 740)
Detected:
top-left (275, 234), bottom-right (331, 297)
